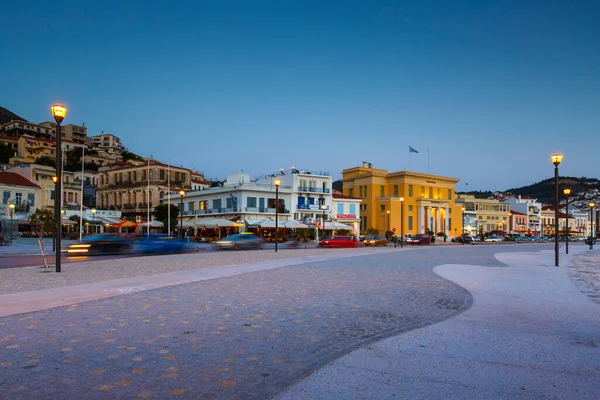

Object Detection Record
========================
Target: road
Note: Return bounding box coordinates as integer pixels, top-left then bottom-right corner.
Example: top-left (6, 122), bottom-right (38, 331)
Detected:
top-left (0, 244), bottom-right (556, 399)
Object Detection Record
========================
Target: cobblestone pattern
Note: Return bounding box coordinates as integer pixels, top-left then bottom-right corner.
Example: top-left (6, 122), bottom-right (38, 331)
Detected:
top-left (0, 245), bottom-right (546, 399)
top-left (568, 249), bottom-right (600, 304)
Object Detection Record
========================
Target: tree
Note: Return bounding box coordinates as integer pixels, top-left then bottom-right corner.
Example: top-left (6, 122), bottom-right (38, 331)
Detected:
top-left (28, 209), bottom-right (55, 269)
top-left (122, 150), bottom-right (143, 162)
top-left (153, 204), bottom-right (179, 233)
top-left (34, 156), bottom-right (56, 168)
top-left (0, 143), bottom-right (13, 163)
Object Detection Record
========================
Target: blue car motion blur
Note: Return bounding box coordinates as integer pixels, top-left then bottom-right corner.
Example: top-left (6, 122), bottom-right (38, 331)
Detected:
top-left (134, 234), bottom-right (189, 255)
top-left (67, 234), bottom-right (133, 256)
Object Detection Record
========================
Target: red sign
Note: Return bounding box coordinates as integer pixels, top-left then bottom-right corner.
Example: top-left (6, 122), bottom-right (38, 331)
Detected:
top-left (392, 228), bottom-right (396, 232)
top-left (336, 214), bottom-right (356, 219)
top-left (316, 222), bottom-right (321, 228)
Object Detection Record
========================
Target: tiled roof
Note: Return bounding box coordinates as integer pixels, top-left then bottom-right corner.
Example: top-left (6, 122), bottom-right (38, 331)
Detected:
top-left (0, 172), bottom-right (40, 188)
top-left (333, 193), bottom-right (362, 200)
top-left (510, 210), bottom-right (527, 215)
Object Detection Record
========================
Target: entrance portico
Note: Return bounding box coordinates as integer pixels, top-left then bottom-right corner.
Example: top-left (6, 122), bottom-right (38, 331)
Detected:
top-left (418, 200), bottom-right (451, 235)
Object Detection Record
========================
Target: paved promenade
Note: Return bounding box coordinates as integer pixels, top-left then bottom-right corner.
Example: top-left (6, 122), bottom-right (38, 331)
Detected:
top-left (0, 242), bottom-right (598, 399)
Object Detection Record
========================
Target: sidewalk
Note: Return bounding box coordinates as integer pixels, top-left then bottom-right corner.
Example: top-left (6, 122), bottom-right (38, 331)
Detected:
top-left (276, 246), bottom-right (600, 399)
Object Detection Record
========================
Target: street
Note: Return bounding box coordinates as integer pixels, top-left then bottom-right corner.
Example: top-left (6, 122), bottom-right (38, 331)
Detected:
top-left (0, 243), bottom-right (598, 399)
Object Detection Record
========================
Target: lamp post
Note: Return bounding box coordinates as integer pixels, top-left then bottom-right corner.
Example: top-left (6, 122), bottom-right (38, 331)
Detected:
top-left (461, 207), bottom-right (465, 245)
top-left (179, 190), bottom-right (185, 241)
top-left (274, 178), bottom-right (280, 252)
top-left (91, 208), bottom-right (96, 235)
top-left (51, 104), bottom-right (67, 273)
top-left (399, 197), bottom-right (404, 248)
top-left (386, 210), bottom-right (391, 242)
top-left (551, 153), bottom-right (563, 267)
top-left (321, 204), bottom-right (327, 240)
top-left (563, 188), bottom-right (571, 254)
top-left (508, 212), bottom-right (512, 235)
top-left (8, 203), bottom-right (15, 234)
top-left (590, 202), bottom-right (595, 250)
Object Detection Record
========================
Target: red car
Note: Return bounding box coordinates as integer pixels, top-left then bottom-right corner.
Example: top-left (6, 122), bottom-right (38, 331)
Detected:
top-left (405, 234), bottom-right (432, 245)
top-left (318, 236), bottom-right (361, 248)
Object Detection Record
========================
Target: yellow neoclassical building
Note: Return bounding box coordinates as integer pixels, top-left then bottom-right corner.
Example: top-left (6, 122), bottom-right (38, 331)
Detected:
top-left (342, 162), bottom-right (462, 237)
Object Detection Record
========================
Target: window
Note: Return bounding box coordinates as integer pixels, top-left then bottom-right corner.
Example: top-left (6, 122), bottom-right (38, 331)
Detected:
top-left (408, 185), bottom-right (413, 197)
top-left (380, 186), bottom-right (384, 197)
top-left (2, 191), bottom-right (9, 205)
top-left (160, 170), bottom-right (165, 180)
top-left (27, 193), bottom-right (35, 205)
top-left (420, 186), bottom-right (425, 196)
top-left (363, 204), bottom-right (367, 211)
top-left (349, 204), bottom-right (356, 215)
top-left (429, 187), bottom-right (433, 198)
top-left (15, 193), bottom-right (22, 205)
top-left (349, 188), bottom-right (353, 197)
top-left (337, 204), bottom-right (344, 214)
top-left (359, 187), bottom-right (363, 198)
top-left (437, 188), bottom-right (441, 198)
top-left (408, 205), bottom-right (413, 212)
top-left (50, 190), bottom-right (55, 200)
top-left (448, 218), bottom-right (452, 229)
top-left (247, 197), bottom-right (257, 208)
top-left (448, 189), bottom-right (452, 200)
top-left (175, 172), bottom-right (180, 181)
top-left (188, 201), bottom-right (195, 212)
top-left (226, 196), bottom-right (237, 208)
top-left (363, 216), bottom-right (368, 229)
top-left (408, 216), bottom-right (413, 230)
top-left (380, 204), bottom-right (385, 211)
top-left (393, 185), bottom-right (398, 197)
top-left (213, 199), bottom-right (221, 209)
top-left (364, 186), bottom-right (367, 198)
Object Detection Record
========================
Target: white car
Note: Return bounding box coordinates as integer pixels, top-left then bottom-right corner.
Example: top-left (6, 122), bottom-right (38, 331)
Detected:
top-left (485, 235), bottom-right (504, 243)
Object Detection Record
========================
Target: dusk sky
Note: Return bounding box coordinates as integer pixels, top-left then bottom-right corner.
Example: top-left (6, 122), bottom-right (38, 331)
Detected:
top-left (1, 0), bottom-right (598, 191)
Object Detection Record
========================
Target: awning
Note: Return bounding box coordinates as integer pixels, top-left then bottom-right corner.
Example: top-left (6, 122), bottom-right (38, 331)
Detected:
top-left (138, 220), bottom-right (164, 228)
top-left (322, 221), bottom-right (352, 230)
top-left (280, 220), bottom-right (309, 229)
top-left (194, 218), bottom-right (236, 228)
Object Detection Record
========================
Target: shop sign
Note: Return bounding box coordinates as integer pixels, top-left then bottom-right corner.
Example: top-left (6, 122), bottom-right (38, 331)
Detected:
top-left (336, 214), bottom-right (356, 219)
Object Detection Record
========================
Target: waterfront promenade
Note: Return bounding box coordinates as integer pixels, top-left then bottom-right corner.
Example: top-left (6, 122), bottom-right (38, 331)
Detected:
top-left (0, 242), bottom-right (598, 399)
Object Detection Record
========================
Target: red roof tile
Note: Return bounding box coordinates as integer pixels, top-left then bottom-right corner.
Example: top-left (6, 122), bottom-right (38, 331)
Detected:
top-left (0, 172), bottom-right (40, 188)
top-left (333, 193), bottom-right (362, 200)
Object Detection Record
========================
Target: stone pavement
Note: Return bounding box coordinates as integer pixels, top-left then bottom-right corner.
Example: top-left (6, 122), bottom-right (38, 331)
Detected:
top-left (276, 245), bottom-right (600, 399)
top-left (0, 243), bottom-right (597, 399)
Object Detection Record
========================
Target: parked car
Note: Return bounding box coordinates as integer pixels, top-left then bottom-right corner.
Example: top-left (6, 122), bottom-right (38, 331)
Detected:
top-left (319, 236), bottom-right (362, 248)
top-left (134, 234), bottom-right (188, 255)
top-left (471, 236), bottom-right (482, 243)
top-left (215, 234), bottom-right (264, 250)
top-left (485, 235), bottom-right (504, 243)
top-left (452, 235), bottom-right (473, 244)
top-left (67, 234), bottom-right (133, 256)
top-left (405, 234), bottom-right (432, 245)
top-left (363, 235), bottom-right (388, 247)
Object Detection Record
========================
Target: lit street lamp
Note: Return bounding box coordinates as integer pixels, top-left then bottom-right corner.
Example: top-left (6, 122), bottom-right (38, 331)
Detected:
top-left (508, 212), bottom-right (512, 234)
top-left (551, 153), bottom-right (563, 267)
top-left (91, 208), bottom-right (96, 235)
top-left (563, 188), bottom-right (571, 254)
top-left (589, 202), bottom-right (595, 250)
top-left (274, 179), bottom-right (280, 252)
top-left (179, 190), bottom-right (185, 241)
top-left (51, 104), bottom-right (67, 273)
top-left (8, 203), bottom-right (15, 234)
top-left (399, 197), bottom-right (405, 248)
top-left (461, 207), bottom-right (465, 245)
top-left (386, 210), bottom-right (390, 242)
top-left (321, 204), bottom-right (327, 240)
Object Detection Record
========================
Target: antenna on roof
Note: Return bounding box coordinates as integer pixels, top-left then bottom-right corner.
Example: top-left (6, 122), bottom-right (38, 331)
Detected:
top-left (279, 168), bottom-right (285, 175)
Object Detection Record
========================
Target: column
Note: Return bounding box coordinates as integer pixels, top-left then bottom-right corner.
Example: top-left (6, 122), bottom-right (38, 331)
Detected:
top-left (418, 206), bottom-right (425, 234)
top-left (444, 207), bottom-right (449, 234)
top-left (436, 208), bottom-right (441, 234)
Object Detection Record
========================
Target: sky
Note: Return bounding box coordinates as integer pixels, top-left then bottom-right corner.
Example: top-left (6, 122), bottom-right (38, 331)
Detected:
top-left (1, 0), bottom-right (598, 191)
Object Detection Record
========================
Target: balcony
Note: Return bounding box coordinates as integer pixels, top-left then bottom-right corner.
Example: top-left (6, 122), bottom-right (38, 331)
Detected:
top-left (297, 187), bottom-right (330, 194)
top-left (297, 204), bottom-right (329, 211)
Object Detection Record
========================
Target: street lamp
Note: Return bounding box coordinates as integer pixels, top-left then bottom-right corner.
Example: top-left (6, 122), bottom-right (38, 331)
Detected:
top-left (91, 208), bottom-right (96, 235)
top-left (274, 179), bottom-right (280, 252)
top-left (51, 104), bottom-right (67, 273)
top-left (551, 153), bottom-right (563, 267)
top-left (179, 190), bottom-right (185, 241)
top-left (399, 197), bottom-right (404, 248)
top-left (563, 188), bottom-right (571, 254)
top-left (386, 210), bottom-right (390, 241)
top-left (508, 212), bottom-right (512, 234)
top-left (8, 203), bottom-right (15, 234)
top-left (589, 202), bottom-right (595, 250)
top-left (461, 207), bottom-right (465, 245)
top-left (321, 204), bottom-right (327, 240)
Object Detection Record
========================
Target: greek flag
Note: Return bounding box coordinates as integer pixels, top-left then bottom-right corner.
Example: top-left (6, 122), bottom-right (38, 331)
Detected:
top-left (409, 146), bottom-right (419, 154)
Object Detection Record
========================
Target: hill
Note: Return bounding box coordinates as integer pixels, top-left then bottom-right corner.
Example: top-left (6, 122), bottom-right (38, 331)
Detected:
top-left (505, 176), bottom-right (600, 204)
top-left (0, 106), bottom-right (28, 125)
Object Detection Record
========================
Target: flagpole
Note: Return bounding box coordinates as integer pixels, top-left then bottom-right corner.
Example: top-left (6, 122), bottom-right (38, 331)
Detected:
top-left (408, 145), bottom-right (411, 170)
top-left (167, 161), bottom-right (171, 237)
top-left (427, 148), bottom-right (430, 174)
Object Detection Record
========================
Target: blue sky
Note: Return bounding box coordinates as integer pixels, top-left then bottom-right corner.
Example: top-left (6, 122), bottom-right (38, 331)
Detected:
top-left (1, 0), bottom-right (598, 191)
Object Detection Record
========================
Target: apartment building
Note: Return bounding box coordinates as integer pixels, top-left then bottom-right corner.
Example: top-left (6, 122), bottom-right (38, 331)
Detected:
top-left (96, 158), bottom-right (193, 220)
top-left (505, 196), bottom-right (542, 236)
top-left (91, 132), bottom-right (125, 155)
top-left (457, 195), bottom-right (511, 236)
top-left (0, 172), bottom-right (41, 220)
top-left (342, 162), bottom-right (462, 236)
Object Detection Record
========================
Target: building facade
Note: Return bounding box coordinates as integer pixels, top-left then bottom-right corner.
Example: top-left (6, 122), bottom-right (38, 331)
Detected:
top-left (342, 162), bottom-right (462, 236)
top-left (91, 132), bottom-right (125, 155)
top-left (458, 195), bottom-right (511, 236)
top-left (0, 172), bottom-right (41, 220)
top-left (96, 158), bottom-right (193, 221)
top-left (505, 196), bottom-right (542, 236)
